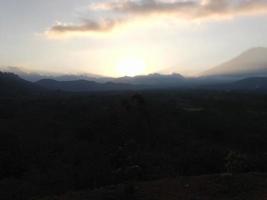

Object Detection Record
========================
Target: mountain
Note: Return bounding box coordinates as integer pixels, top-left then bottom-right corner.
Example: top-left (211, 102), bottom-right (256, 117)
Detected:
top-left (114, 73), bottom-right (185, 86)
top-left (223, 77), bottom-right (267, 91)
top-left (202, 76), bottom-right (267, 92)
top-left (0, 72), bottom-right (43, 96)
top-left (36, 79), bottom-right (142, 92)
top-left (203, 47), bottom-right (267, 78)
top-left (0, 71), bottom-right (186, 93)
top-left (36, 73), bottom-right (186, 92)
top-left (0, 67), bottom-right (185, 87)
top-left (0, 66), bottom-right (109, 82)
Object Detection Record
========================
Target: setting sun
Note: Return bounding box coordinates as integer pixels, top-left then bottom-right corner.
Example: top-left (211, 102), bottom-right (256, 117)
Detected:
top-left (116, 57), bottom-right (147, 77)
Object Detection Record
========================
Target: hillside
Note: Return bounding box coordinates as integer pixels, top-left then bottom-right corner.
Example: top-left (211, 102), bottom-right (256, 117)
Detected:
top-left (0, 72), bottom-right (43, 96)
top-left (227, 77), bottom-right (267, 91)
top-left (205, 77), bottom-right (267, 92)
top-left (203, 47), bottom-right (267, 77)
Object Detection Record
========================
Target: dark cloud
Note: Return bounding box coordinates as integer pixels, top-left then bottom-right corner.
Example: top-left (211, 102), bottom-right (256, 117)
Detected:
top-left (111, 0), bottom-right (197, 14)
top-left (47, 0), bottom-right (267, 36)
top-left (50, 19), bottom-right (118, 33)
top-left (110, 0), bottom-right (267, 18)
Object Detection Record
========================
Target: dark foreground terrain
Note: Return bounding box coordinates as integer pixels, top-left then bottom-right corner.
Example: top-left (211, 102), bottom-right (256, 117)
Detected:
top-left (1, 90), bottom-right (267, 199)
top-left (39, 173), bottom-right (267, 200)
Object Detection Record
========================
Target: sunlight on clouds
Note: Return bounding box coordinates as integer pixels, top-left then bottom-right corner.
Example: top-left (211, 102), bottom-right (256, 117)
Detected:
top-left (45, 0), bottom-right (267, 38)
top-left (45, 15), bottom-right (165, 39)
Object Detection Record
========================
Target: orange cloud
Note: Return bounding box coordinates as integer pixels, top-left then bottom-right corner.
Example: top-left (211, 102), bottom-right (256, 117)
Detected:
top-left (47, 0), bottom-right (267, 37)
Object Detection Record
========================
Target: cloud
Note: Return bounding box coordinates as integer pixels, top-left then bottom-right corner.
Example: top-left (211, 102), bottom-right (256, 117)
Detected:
top-left (49, 19), bottom-right (118, 33)
top-left (47, 0), bottom-right (267, 37)
top-left (109, 0), bottom-right (267, 18)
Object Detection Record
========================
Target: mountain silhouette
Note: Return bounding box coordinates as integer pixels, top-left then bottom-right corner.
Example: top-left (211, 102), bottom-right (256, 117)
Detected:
top-left (1, 67), bottom-right (185, 87)
top-left (203, 76), bottom-right (267, 92)
top-left (114, 73), bottom-right (185, 86)
top-left (36, 73), bottom-right (186, 92)
top-left (0, 72), bottom-right (185, 94)
top-left (203, 47), bottom-right (267, 77)
top-left (0, 72), bottom-right (43, 96)
top-left (36, 79), bottom-right (141, 92)
top-left (0, 66), bottom-right (109, 82)
top-left (223, 77), bottom-right (267, 91)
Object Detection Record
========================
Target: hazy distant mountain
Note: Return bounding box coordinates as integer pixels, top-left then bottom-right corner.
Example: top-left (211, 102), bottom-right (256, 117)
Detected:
top-left (2, 70), bottom-right (267, 94)
top-left (0, 70), bottom-right (186, 93)
top-left (36, 73), bottom-right (186, 92)
top-left (114, 73), bottom-right (185, 86)
top-left (52, 75), bottom-right (111, 82)
top-left (0, 72), bottom-right (43, 96)
top-left (36, 73), bottom-right (185, 87)
top-left (36, 79), bottom-right (142, 92)
top-left (0, 66), bottom-right (109, 82)
top-left (203, 47), bottom-right (267, 77)
top-left (202, 76), bottom-right (267, 92)
top-left (222, 77), bottom-right (267, 91)
top-left (1, 66), bottom-right (186, 87)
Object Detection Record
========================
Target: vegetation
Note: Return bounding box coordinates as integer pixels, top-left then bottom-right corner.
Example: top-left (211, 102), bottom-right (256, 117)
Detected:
top-left (0, 90), bottom-right (267, 199)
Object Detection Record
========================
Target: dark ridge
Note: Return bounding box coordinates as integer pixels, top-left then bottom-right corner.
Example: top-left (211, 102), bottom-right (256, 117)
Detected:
top-left (0, 71), bottom-right (44, 96)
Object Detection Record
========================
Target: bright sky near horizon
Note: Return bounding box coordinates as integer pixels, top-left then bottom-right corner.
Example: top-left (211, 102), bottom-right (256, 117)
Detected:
top-left (1, 0), bottom-right (267, 77)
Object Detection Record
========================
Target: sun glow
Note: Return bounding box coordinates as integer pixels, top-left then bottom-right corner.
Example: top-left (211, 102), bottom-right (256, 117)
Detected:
top-left (116, 57), bottom-right (147, 77)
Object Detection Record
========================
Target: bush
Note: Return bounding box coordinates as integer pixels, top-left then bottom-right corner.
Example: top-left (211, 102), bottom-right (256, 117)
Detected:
top-left (225, 150), bottom-right (249, 173)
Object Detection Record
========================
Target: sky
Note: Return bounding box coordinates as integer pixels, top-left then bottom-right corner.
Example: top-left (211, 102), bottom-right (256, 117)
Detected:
top-left (1, 0), bottom-right (267, 77)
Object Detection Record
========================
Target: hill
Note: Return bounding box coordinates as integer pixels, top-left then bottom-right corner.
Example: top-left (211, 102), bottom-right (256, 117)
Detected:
top-left (227, 77), bottom-right (267, 91)
top-left (0, 72), bottom-right (43, 96)
top-left (36, 73), bottom-right (186, 92)
top-left (203, 47), bottom-right (267, 77)
top-left (114, 73), bottom-right (185, 86)
top-left (206, 77), bottom-right (267, 92)
top-left (36, 79), bottom-right (141, 92)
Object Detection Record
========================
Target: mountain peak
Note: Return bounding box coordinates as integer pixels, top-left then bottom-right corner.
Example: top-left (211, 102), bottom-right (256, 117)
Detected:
top-left (203, 47), bottom-right (267, 77)
top-left (240, 47), bottom-right (267, 57)
top-left (243, 46), bottom-right (267, 53)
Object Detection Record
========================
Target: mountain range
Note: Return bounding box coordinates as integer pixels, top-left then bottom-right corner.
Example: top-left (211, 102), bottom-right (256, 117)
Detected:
top-left (36, 79), bottom-right (145, 92)
top-left (1, 47), bottom-right (267, 93)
